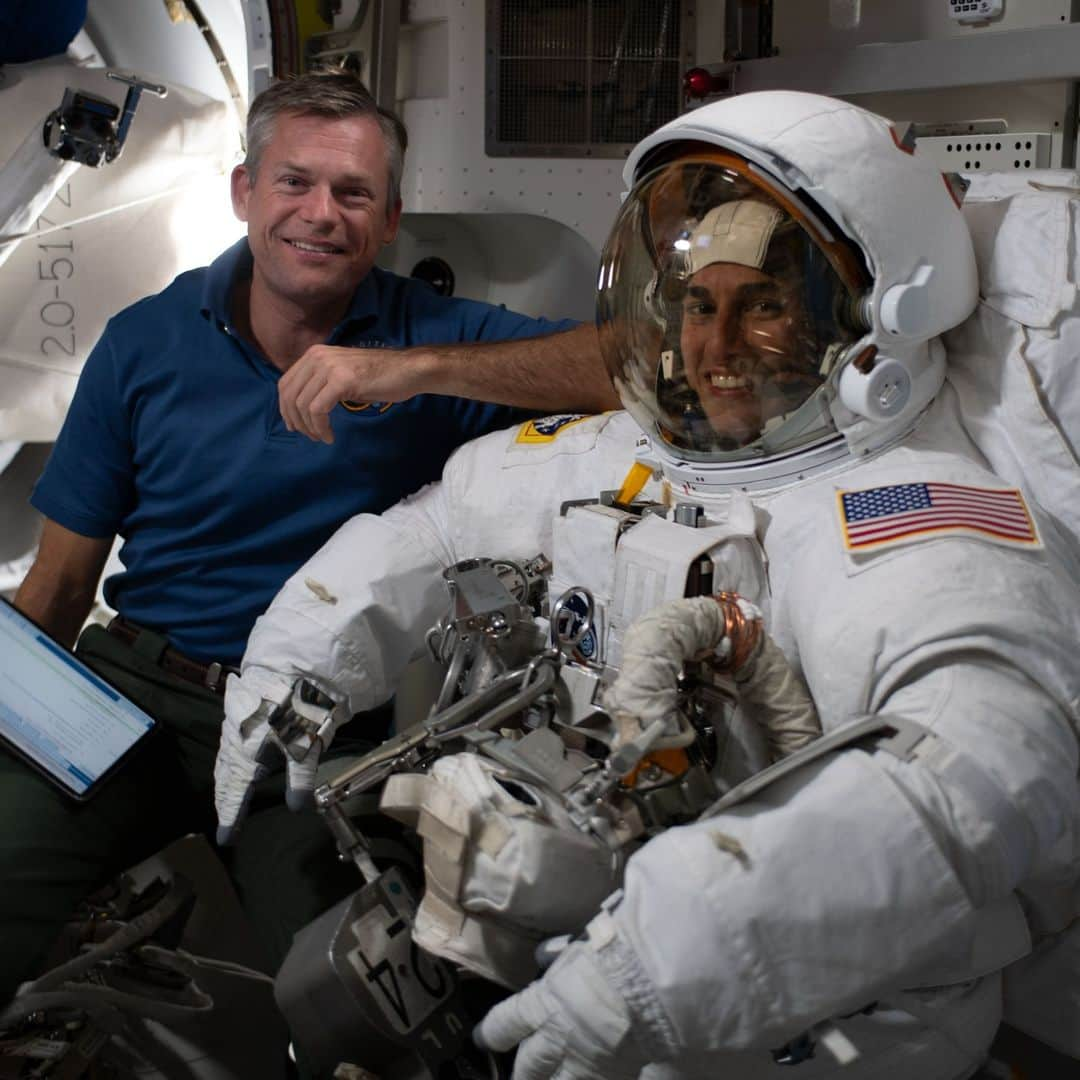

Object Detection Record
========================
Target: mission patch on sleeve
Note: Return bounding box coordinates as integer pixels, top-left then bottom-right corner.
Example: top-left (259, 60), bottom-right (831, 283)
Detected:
top-left (515, 414), bottom-right (591, 444)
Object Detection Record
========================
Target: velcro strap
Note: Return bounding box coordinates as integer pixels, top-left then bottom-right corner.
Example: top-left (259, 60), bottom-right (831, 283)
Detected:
top-left (381, 771), bottom-right (474, 898)
top-left (417, 808), bottom-right (468, 864)
top-left (381, 772), bottom-right (473, 854)
top-left (421, 775), bottom-right (469, 828)
top-left (475, 818), bottom-right (512, 858)
top-left (705, 714), bottom-right (891, 816)
top-left (379, 772), bottom-right (431, 829)
top-left (870, 717), bottom-right (933, 761)
top-left (708, 714), bottom-right (1033, 885)
top-left (418, 887), bottom-right (467, 938)
top-left (876, 718), bottom-right (1034, 884)
top-left (422, 845), bottom-right (467, 904)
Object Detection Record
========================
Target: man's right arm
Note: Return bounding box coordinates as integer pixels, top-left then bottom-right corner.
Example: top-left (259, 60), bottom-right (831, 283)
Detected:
top-left (13, 519), bottom-right (112, 647)
top-left (279, 323), bottom-right (620, 444)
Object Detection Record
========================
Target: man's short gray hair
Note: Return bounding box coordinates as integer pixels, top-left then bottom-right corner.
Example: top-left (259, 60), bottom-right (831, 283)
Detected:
top-left (244, 71), bottom-right (409, 209)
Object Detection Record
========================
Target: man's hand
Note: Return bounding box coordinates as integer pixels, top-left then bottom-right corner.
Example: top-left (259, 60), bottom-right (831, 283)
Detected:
top-left (214, 667), bottom-right (350, 843)
top-left (277, 324), bottom-right (619, 444)
top-left (473, 940), bottom-right (647, 1080)
top-left (278, 344), bottom-right (429, 443)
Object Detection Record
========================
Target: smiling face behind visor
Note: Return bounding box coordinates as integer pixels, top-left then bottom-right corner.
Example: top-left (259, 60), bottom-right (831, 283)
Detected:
top-left (598, 154), bottom-right (868, 462)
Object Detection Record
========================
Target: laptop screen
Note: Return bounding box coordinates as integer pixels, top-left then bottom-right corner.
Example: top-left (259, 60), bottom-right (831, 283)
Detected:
top-left (0, 600), bottom-right (157, 798)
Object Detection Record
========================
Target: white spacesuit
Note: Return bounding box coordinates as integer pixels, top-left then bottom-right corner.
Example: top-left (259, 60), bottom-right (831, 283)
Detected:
top-left (215, 92), bottom-right (1080, 1079)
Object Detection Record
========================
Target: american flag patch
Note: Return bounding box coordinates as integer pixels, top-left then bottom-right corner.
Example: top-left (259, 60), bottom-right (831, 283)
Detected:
top-left (838, 482), bottom-right (1041, 552)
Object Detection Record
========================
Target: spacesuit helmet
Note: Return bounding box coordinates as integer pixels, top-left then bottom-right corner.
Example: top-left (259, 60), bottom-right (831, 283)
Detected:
top-left (598, 91), bottom-right (979, 485)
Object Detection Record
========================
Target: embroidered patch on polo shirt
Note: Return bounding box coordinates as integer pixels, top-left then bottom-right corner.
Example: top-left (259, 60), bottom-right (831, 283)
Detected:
top-left (837, 481), bottom-right (1042, 553)
top-left (338, 339), bottom-right (395, 413)
top-left (515, 414), bottom-right (590, 444)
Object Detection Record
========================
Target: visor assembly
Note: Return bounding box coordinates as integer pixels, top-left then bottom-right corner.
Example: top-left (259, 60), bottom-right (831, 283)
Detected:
top-left (599, 153), bottom-right (870, 463)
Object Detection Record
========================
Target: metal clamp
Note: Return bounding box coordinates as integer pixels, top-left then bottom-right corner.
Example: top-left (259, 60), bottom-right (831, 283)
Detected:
top-left (268, 679), bottom-right (341, 763)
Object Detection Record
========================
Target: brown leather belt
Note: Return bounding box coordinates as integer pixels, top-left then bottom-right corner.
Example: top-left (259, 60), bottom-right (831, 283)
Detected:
top-left (105, 616), bottom-right (239, 696)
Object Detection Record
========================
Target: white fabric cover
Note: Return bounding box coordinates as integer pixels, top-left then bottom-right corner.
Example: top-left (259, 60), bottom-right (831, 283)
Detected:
top-left (938, 175), bottom-right (1080, 1053)
top-left (945, 170), bottom-right (1080, 555)
top-left (0, 57), bottom-right (241, 441)
top-left (235, 401), bottom-right (1080, 1075)
top-left (0, 124), bottom-right (79, 271)
top-left (380, 754), bottom-right (620, 989)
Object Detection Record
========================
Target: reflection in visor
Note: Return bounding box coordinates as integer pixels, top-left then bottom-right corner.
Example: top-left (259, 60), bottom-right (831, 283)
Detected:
top-left (599, 156), bottom-right (868, 462)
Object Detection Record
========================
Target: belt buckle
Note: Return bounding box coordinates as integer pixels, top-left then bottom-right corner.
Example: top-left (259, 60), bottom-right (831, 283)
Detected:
top-left (204, 661), bottom-right (223, 692)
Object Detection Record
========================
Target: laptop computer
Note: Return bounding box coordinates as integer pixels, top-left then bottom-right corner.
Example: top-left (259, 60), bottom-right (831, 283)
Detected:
top-left (0, 597), bottom-right (159, 800)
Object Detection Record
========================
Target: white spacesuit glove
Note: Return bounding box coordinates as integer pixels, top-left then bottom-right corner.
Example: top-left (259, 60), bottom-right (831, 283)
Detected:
top-left (213, 666), bottom-right (350, 844)
top-left (474, 939), bottom-right (648, 1080)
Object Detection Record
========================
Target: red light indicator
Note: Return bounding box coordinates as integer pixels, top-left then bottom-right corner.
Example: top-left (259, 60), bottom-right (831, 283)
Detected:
top-left (684, 68), bottom-right (716, 99)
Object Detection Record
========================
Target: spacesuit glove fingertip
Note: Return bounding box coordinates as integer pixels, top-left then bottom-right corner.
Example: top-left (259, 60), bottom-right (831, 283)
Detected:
top-left (285, 787), bottom-right (314, 812)
top-left (213, 785), bottom-right (249, 845)
top-left (213, 774), bottom-right (256, 846)
top-left (472, 1015), bottom-right (519, 1054)
top-left (215, 820), bottom-right (240, 847)
top-left (285, 753), bottom-right (319, 812)
top-left (473, 994), bottom-right (537, 1054)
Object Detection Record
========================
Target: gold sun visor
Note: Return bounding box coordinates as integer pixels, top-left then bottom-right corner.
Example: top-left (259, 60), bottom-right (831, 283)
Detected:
top-left (598, 153), bottom-right (869, 461)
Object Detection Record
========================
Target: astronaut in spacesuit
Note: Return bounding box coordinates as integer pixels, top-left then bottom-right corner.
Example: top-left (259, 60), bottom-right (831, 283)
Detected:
top-left (215, 91), bottom-right (1080, 1079)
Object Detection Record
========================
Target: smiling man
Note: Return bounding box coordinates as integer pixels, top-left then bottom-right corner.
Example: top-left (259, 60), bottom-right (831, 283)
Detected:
top-left (678, 199), bottom-right (828, 449)
top-left (234, 110), bottom-right (403, 354)
top-left (3, 71), bottom-right (615, 1004)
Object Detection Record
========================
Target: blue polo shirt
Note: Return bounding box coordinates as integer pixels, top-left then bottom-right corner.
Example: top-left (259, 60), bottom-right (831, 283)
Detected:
top-left (33, 240), bottom-right (576, 662)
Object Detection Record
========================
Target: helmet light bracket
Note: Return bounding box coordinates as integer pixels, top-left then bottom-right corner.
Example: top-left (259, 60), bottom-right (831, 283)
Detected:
top-left (879, 263), bottom-right (935, 337)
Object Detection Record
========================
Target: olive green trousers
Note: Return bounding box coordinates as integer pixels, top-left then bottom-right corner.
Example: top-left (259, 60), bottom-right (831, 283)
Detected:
top-left (0, 622), bottom-right (383, 1001)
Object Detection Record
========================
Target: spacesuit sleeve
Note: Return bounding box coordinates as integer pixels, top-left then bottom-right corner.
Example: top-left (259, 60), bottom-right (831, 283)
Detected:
top-left (585, 542), bottom-right (1080, 1060)
top-left (241, 471), bottom-right (459, 716)
top-left (240, 413), bottom-right (626, 718)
